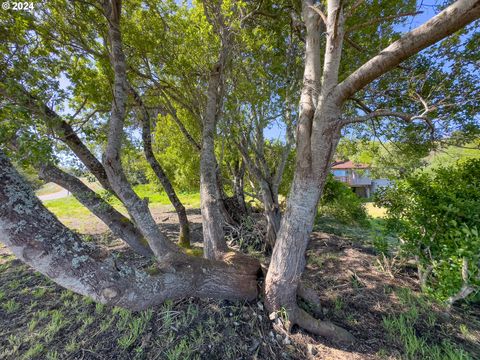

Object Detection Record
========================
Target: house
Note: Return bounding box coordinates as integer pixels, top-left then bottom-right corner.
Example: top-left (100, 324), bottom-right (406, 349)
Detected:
top-left (331, 160), bottom-right (391, 198)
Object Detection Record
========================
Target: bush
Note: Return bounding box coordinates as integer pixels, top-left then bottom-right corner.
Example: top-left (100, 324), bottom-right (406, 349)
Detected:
top-left (317, 175), bottom-right (369, 227)
top-left (376, 159), bottom-right (480, 303)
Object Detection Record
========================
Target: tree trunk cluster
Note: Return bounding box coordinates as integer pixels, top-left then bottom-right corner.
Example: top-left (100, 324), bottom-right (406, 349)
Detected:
top-left (1, 0), bottom-right (479, 346)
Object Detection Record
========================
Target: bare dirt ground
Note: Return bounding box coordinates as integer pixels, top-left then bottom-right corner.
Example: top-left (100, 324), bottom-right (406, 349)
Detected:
top-left (1, 207), bottom-right (479, 359)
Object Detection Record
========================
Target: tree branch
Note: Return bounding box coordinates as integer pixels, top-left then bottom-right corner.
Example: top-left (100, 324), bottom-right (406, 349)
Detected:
top-left (335, 0), bottom-right (480, 102)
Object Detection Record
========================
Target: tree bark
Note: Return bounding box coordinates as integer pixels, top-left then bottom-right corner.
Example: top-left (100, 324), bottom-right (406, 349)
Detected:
top-left (264, 121), bottom-right (349, 343)
top-left (38, 163), bottom-right (153, 257)
top-left (0, 151), bottom-right (257, 310)
top-left (200, 63), bottom-right (229, 259)
top-left (260, 180), bottom-right (281, 249)
top-left (102, 0), bottom-right (178, 261)
top-left (232, 159), bottom-right (248, 215)
top-left (131, 87), bottom-right (191, 248)
top-left (264, 0), bottom-right (355, 344)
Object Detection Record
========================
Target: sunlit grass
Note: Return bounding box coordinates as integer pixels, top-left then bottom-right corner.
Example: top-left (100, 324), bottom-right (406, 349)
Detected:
top-left (364, 202), bottom-right (387, 218)
top-left (42, 183), bottom-right (200, 224)
top-left (128, 184), bottom-right (200, 207)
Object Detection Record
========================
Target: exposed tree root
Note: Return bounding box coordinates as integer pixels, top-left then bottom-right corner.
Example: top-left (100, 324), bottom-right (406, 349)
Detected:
top-left (217, 250), bottom-right (262, 276)
top-left (291, 306), bottom-right (355, 345)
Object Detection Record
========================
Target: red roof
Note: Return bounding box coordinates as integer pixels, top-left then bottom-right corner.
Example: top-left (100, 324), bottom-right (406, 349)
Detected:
top-left (331, 160), bottom-right (369, 170)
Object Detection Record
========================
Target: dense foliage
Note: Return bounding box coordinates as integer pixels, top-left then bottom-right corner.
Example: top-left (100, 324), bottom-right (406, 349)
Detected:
top-left (378, 159), bottom-right (480, 302)
top-left (318, 175), bottom-right (369, 227)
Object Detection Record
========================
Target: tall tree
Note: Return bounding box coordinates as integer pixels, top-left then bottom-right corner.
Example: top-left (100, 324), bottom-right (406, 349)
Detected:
top-left (264, 0), bottom-right (480, 341)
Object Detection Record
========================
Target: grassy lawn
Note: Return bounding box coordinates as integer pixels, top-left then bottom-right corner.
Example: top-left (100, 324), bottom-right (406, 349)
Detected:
top-left (41, 183), bottom-right (200, 231)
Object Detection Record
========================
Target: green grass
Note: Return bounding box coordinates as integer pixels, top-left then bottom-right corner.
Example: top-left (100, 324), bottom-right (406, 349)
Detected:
top-left (42, 183), bottom-right (200, 221)
top-left (382, 289), bottom-right (472, 360)
top-left (3, 299), bottom-right (20, 313)
top-left (128, 184), bottom-right (200, 207)
top-left (43, 196), bottom-right (95, 218)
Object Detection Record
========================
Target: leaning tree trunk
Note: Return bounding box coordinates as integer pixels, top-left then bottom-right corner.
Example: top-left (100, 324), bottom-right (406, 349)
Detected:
top-left (142, 139), bottom-right (191, 248)
top-left (38, 163), bottom-right (153, 257)
top-left (131, 87), bottom-right (191, 248)
top-left (0, 151), bottom-right (258, 310)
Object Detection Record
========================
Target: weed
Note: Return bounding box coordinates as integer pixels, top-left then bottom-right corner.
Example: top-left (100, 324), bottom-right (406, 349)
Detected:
top-left (8, 279), bottom-right (21, 290)
top-left (65, 338), bottom-right (79, 353)
top-left (383, 311), bottom-right (471, 359)
top-left (334, 297), bottom-right (344, 312)
top-left (7, 333), bottom-right (21, 352)
top-left (3, 299), bottom-right (20, 313)
top-left (23, 343), bottom-right (44, 359)
top-left (28, 318), bottom-right (39, 332)
top-left (45, 310), bottom-right (68, 341)
top-left (46, 350), bottom-right (59, 360)
top-left (118, 309), bottom-right (153, 349)
top-left (95, 302), bottom-right (105, 314)
top-left (32, 287), bottom-right (47, 298)
top-left (165, 338), bottom-right (195, 360)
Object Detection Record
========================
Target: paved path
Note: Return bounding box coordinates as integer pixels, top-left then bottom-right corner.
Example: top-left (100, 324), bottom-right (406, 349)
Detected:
top-left (38, 188), bottom-right (70, 201)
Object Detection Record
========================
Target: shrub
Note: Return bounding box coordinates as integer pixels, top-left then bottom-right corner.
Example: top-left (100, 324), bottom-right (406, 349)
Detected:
top-left (376, 159), bottom-right (480, 303)
top-left (317, 175), bottom-right (369, 227)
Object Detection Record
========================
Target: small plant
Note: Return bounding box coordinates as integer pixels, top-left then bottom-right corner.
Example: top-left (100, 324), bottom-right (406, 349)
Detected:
top-left (46, 350), bottom-right (59, 360)
top-left (23, 343), bottom-right (44, 359)
top-left (165, 338), bottom-right (194, 360)
top-left (8, 279), bottom-right (21, 290)
top-left (32, 287), bottom-right (47, 298)
top-left (7, 334), bottom-right (21, 352)
top-left (95, 302), bottom-right (105, 313)
top-left (3, 299), bottom-right (20, 313)
top-left (118, 309), bottom-right (153, 349)
top-left (278, 306), bottom-right (289, 323)
top-left (28, 318), bottom-right (39, 332)
top-left (100, 317), bottom-right (115, 332)
top-left (334, 297), bottom-right (344, 312)
top-left (65, 338), bottom-right (79, 353)
top-left (45, 310), bottom-right (68, 341)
